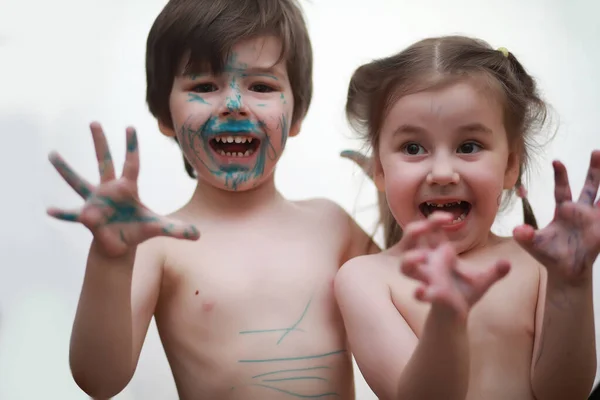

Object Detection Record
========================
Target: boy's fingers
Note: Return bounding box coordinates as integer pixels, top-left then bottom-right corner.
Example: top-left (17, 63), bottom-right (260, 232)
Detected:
top-left (47, 208), bottom-right (81, 222)
top-left (90, 122), bottom-right (116, 182)
top-left (158, 222), bottom-right (201, 241)
top-left (122, 127), bottom-right (140, 181)
top-left (49, 152), bottom-right (94, 199)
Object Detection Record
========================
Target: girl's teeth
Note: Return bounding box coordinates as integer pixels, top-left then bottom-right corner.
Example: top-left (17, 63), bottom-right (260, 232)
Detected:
top-left (451, 212), bottom-right (468, 224)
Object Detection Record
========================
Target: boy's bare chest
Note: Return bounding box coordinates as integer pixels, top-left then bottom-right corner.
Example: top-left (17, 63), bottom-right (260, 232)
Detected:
top-left (158, 223), bottom-right (344, 330)
top-left (153, 225), bottom-right (352, 399)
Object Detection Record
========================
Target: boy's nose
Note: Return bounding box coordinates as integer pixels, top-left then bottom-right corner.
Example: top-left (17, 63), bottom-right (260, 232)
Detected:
top-left (218, 87), bottom-right (250, 118)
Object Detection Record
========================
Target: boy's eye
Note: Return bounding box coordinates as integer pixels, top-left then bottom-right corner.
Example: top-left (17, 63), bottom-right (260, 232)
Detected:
top-left (457, 142), bottom-right (482, 154)
top-left (250, 84), bottom-right (275, 93)
top-left (403, 143), bottom-right (425, 155)
top-left (192, 83), bottom-right (217, 93)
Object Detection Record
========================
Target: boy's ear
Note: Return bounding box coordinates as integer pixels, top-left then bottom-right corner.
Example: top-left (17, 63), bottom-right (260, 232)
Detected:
top-left (288, 121), bottom-right (302, 137)
top-left (158, 120), bottom-right (176, 138)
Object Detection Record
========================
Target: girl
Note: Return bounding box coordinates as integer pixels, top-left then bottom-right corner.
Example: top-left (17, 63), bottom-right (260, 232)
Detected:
top-left (335, 35), bottom-right (598, 400)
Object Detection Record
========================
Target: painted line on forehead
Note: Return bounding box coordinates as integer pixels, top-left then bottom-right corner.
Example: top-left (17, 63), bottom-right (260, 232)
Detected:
top-left (241, 72), bottom-right (279, 81)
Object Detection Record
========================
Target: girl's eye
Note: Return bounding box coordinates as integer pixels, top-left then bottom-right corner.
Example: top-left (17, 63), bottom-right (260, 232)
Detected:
top-left (403, 143), bottom-right (425, 155)
top-left (250, 84), bottom-right (275, 93)
top-left (192, 83), bottom-right (218, 93)
top-left (457, 142), bottom-right (482, 154)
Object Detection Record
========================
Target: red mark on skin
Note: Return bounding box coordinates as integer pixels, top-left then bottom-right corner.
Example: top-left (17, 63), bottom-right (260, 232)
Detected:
top-left (195, 290), bottom-right (199, 295)
top-left (202, 302), bottom-right (215, 312)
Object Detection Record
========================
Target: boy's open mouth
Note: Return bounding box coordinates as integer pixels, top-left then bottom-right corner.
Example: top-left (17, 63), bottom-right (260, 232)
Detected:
top-left (419, 200), bottom-right (472, 224)
top-left (209, 135), bottom-right (261, 158)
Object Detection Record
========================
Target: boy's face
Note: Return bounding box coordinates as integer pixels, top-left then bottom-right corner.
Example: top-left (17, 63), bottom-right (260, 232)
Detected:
top-left (162, 36), bottom-right (299, 191)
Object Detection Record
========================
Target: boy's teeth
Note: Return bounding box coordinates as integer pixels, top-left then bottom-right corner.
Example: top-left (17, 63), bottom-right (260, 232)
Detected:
top-left (217, 149), bottom-right (255, 157)
top-left (215, 136), bottom-right (250, 143)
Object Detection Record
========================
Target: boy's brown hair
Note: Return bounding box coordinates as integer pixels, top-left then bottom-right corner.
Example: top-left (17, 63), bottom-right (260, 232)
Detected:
top-left (345, 36), bottom-right (549, 248)
top-left (145, 0), bottom-right (313, 178)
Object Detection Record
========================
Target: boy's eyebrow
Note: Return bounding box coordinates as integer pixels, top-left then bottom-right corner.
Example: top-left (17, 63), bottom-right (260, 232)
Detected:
top-left (239, 68), bottom-right (282, 81)
top-left (184, 66), bottom-right (284, 81)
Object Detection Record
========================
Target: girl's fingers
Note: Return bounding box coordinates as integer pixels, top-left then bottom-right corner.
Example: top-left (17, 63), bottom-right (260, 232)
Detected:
top-left (578, 150), bottom-right (600, 205)
top-left (552, 160), bottom-right (572, 206)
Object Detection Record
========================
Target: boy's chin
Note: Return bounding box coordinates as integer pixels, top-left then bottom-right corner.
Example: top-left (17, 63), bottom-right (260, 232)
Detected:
top-left (198, 171), bottom-right (268, 192)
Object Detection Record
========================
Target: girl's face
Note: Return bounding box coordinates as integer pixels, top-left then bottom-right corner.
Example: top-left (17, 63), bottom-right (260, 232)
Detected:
top-left (375, 80), bottom-right (520, 254)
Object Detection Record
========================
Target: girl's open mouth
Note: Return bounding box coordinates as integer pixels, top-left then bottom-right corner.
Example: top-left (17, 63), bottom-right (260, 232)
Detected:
top-left (419, 200), bottom-right (472, 224)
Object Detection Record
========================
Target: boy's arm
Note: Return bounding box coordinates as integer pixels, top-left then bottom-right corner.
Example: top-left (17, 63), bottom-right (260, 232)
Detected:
top-left (69, 239), bottom-right (163, 399)
top-left (530, 266), bottom-right (596, 400)
top-left (334, 259), bottom-right (469, 400)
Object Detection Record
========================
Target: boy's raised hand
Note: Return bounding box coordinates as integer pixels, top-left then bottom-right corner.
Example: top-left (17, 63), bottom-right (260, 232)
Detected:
top-left (47, 122), bottom-right (200, 257)
top-left (397, 213), bottom-right (511, 320)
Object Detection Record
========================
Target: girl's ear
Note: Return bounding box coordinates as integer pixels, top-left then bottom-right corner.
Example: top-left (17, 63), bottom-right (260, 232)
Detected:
top-left (373, 157), bottom-right (386, 192)
top-left (504, 151), bottom-right (520, 189)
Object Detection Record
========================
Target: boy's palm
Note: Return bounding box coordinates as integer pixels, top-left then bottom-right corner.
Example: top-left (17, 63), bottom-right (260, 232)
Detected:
top-left (47, 122), bottom-right (200, 257)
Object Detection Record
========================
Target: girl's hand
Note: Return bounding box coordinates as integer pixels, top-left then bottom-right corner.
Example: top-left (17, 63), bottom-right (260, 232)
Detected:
top-left (398, 213), bottom-right (510, 320)
top-left (514, 150), bottom-right (600, 285)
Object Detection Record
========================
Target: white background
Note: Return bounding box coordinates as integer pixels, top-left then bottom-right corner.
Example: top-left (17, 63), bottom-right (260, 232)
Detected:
top-left (1, 0), bottom-right (599, 398)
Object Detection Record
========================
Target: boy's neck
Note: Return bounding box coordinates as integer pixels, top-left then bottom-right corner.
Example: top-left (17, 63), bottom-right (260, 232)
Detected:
top-left (187, 174), bottom-right (284, 215)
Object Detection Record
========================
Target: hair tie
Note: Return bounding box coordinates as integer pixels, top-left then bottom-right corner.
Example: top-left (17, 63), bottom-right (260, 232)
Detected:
top-left (516, 184), bottom-right (528, 199)
top-left (497, 47), bottom-right (509, 57)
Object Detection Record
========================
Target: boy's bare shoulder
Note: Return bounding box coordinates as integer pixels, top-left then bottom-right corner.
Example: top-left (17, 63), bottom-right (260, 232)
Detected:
top-left (292, 197), bottom-right (350, 221)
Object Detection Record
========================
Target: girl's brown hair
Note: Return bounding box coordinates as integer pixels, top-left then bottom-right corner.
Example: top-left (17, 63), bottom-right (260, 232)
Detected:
top-left (346, 36), bottom-right (548, 248)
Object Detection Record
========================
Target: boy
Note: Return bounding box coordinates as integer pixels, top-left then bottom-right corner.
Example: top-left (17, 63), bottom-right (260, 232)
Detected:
top-left (47, 1), bottom-right (377, 399)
